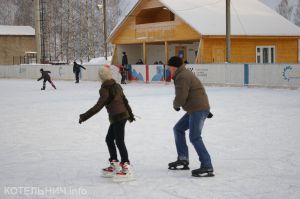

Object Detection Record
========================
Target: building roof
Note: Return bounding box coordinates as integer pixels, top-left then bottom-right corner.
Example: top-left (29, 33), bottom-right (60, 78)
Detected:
top-left (109, 0), bottom-right (300, 40)
top-left (159, 0), bottom-right (300, 36)
top-left (0, 25), bottom-right (35, 36)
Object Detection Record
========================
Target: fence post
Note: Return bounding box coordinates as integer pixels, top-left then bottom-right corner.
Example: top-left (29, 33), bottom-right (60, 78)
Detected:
top-left (146, 64), bottom-right (149, 83)
top-left (244, 64), bottom-right (249, 86)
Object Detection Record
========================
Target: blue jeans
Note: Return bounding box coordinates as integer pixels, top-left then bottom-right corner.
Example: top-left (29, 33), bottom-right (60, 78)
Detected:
top-left (173, 110), bottom-right (212, 168)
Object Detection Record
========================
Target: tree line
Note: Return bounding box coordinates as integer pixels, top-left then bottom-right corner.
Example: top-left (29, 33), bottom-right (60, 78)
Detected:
top-left (277, 0), bottom-right (300, 26)
top-left (1, 0), bottom-right (300, 63)
top-left (0, 0), bottom-right (121, 63)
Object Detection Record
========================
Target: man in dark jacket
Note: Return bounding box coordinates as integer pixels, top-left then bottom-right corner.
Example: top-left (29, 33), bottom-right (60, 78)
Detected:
top-left (167, 56), bottom-right (214, 177)
top-left (122, 52), bottom-right (128, 66)
top-left (37, 68), bottom-right (56, 90)
top-left (73, 61), bottom-right (86, 83)
top-left (121, 52), bottom-right (128, 84)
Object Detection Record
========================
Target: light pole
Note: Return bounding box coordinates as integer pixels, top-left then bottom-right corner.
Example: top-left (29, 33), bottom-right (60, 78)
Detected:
top-left (97, 0), bottom-right (107, 60)
top-left (33, 0), bottom-right (41, 64)
top-left (226, 0), bottom-right (231, 63)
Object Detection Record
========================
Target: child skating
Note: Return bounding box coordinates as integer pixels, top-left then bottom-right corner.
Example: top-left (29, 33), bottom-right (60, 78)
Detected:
top-left (37, 68), bottom-right (56, 90)
top-left (79, 67), bottom-right (135, 182)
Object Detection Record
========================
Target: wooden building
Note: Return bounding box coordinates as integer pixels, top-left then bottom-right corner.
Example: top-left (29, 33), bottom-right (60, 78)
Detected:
top-left (0, 25), bottom-right (36, 65)
top-left (108, 0), bottom-right (300, 65)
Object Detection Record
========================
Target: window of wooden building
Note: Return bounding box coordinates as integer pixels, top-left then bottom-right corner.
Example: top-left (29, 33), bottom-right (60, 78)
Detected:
top-left (136, 7), bottom-right (175, 25)
top-left (256, 46), bottom-right (276, 64)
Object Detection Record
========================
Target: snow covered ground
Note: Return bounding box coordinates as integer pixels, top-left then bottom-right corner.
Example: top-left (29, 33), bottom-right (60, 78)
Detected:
top-left (1, 79), bottom-right (300, 199)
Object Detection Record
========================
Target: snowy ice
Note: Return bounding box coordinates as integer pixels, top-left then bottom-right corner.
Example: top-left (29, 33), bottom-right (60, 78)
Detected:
top-left (1, 79), bottom-right (300, 199)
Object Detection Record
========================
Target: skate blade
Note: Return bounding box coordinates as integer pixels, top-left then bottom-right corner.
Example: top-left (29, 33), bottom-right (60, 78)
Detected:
top-left (192, 172), bottom-right (214, 177)
top-left (113, 175), bottom-right (136, 182)
top-left (101, 172), bottom-right (114, 178)
top-left (168, 166), bottom-right (190, 170)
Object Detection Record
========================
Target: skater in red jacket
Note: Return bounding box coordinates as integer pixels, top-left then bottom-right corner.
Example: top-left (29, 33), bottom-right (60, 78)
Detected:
top-left (37, 68), bottom-right (56, 90)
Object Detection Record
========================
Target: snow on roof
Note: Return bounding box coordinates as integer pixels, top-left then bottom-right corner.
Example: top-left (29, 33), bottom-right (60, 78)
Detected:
top-left (159, 0), bottom-right (300, 36)
top-left (0, 25), bottom-right (35, 36)
top-left (109, 0), bottom-right (300, 39)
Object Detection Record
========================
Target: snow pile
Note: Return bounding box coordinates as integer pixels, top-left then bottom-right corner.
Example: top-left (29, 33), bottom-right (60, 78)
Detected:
top-left (81, 56), bottom-right (121, 83)
top-left (84, 56), bottom-right (112, 65)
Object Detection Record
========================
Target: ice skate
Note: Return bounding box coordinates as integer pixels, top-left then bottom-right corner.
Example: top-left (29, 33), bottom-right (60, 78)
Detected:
top-left (191, 167), bottom-right (214, 177)
top-left (168, 159), bottom-right (189, 170)
top-left (101, 160), bottom-right (120, 178)
top-left (113, 162), bottom-right (135, 182)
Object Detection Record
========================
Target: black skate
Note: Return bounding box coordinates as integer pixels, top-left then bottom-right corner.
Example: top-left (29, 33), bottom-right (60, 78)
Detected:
top-left (168, 160), bottom-right (189, 170)
top-left (191, 167), bottom-right (214, 177)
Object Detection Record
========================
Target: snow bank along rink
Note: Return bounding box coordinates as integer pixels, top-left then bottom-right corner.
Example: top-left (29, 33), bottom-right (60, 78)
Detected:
top-left (1, 79), bottom-right (300, 199)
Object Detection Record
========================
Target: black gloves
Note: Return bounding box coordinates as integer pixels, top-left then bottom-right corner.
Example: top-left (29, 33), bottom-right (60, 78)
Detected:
top-left (207, 112), bottom-right (213, 118)
top-left (173, 106), bottom-right (212, 118)
top-left (79, 114), bottom-right (84, 124)
top-left (174, 107), bottom-right (180, 112)
top-left (128, 112), bottom-right (136, 123)
top-left (128, 115), bottom-right (135, 123)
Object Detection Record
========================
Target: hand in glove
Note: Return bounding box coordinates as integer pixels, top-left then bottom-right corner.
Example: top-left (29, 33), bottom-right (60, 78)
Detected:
top-left (207, 112), bottom-right (213, 118)
top-left (79, 114), bottom-right (84, 124)
top-left (128, 113), bottom-right (136, 123)
top-left (174, 107), bottom-right (180, 112)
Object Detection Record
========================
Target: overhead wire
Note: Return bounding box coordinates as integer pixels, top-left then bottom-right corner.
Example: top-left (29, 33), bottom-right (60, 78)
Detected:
top-left (231, 0), bottom-right (248, 35)
top-left (174, 0), bottom-right (224, 12)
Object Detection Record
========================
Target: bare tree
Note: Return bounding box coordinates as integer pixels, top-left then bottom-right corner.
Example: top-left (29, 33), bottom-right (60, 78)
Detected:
top-left (13, 0), bottom-right (34, 27)
top-left (0, 0), bottom-right (18, 25)
top-left (294, 0), bottom-right (300, 27)
top-left (276, 0), bottom-right (293, 20)
top-left (0, 0), bottom-right (121, 63)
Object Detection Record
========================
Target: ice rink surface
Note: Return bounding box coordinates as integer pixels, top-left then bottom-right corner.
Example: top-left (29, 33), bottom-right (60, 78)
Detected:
top-left (1, 79), bottom-right (300, 199)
